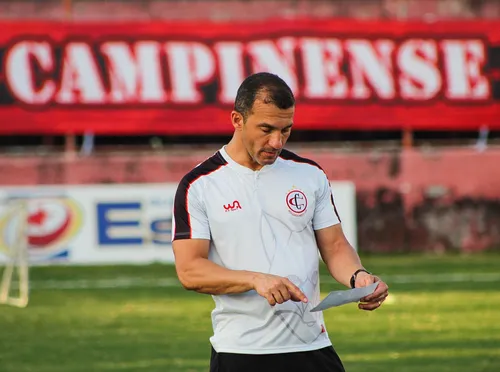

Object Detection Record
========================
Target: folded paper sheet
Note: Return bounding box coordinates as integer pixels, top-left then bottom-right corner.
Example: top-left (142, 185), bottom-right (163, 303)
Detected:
top-left (310, 282), bottom-right (379, 312)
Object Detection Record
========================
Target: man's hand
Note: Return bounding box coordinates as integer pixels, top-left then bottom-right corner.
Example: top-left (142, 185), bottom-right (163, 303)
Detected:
top-left (253, 273), bottom-right (308, 306)
top-left (355, 272), bottom-right (389, 311)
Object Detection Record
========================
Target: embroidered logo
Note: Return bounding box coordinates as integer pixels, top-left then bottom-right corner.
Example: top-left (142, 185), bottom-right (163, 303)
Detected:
top-left (224, 200), bottom-right (242, 212)
top-left (286, 189), bottom-right (308, 215)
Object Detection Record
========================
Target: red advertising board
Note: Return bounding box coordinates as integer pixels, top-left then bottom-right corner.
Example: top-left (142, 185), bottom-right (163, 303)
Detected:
top-left (0, 20), bottom-right (499, 134)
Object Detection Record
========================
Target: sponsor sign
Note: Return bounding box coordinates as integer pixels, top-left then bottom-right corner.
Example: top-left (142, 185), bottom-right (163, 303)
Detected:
top-left (0, 181), bottom-right (356, 265)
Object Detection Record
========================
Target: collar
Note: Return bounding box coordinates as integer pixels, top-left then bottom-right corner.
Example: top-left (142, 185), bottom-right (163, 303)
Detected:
top-left (219, 146), bottom-right (279, 175)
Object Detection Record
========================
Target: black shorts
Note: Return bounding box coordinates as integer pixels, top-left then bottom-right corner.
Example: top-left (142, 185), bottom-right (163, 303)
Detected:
top-left (210, 345), bottom-right (345, 372)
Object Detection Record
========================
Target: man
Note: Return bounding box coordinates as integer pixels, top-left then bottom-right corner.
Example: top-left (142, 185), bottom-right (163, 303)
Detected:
top-left (172, 72), bottom-right (389, 372)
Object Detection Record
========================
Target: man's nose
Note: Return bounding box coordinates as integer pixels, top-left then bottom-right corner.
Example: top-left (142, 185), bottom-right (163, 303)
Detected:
top-left (269, 133), bottom-right (283, 149)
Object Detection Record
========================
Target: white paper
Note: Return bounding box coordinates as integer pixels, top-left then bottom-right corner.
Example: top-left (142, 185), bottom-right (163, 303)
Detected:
top-left (310, 282), bottom-right (380, 312)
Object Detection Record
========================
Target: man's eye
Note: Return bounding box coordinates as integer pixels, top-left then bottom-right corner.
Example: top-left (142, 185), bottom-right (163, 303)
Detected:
top-left (262, 128), bottom-right (271, 133)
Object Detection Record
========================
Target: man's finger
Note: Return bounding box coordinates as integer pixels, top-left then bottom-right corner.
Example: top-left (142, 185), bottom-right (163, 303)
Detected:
top-left (362, 282), bottom-right (388, 302)
top-left (279, 287), bottom-right (291, 302)
top-left (369, 295), bottom-right (388, 304)
top-left (284, 280), bottom-right (308, 303)
top-left (358, 300), bottom-right (382, 311)
top-left (272, 291), bottom-right (285, 305)
top-left (362, 291), bottom-right (388, 303)
top-left (361, 290), bottom-right (387, 302)
top-left (266, 294), bottom-right (276, 306)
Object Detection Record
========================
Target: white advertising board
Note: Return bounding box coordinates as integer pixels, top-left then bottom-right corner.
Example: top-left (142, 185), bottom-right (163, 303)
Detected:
top-left (330, 181), bottom-right (357, 251)
top-left (0, 182), bottom-right (356, 265)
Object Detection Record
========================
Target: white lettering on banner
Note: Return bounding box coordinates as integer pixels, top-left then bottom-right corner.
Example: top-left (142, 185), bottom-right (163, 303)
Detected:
top-left (441, 40), bottom-right (489, 100)
top-left (56, 43), bottom-right (106, 104)
top-left (165, 42), bottom-right (216, 103)
top-left (2, 36), bottom-right (492, 106)
top-left (248, 37), bottom-right (299, 96)
top-left (346, 40), bottom-right (396, 99)
top-left (101, 41), bottom-right (167, 103)
top-left (301, 38), bottom-right (348, 99)
top-left (5, 41), bottom-right (56, 104)
top-left (214, 42), bottom-right (246, 104)
top-left (398, 40), bottom-right (442, 100)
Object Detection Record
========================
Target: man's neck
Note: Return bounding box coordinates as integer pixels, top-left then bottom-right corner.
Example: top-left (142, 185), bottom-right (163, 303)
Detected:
top-left (225, 139), bottom-right (263, 171)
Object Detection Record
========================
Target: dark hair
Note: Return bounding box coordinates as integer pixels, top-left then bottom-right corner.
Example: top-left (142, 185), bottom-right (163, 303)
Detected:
top-left (233, 72), bottom-right (295, 121)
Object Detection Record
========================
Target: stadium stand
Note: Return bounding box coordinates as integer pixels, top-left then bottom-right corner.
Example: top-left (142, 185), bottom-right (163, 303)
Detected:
top-left (0, 0), bottom-right (499, 21)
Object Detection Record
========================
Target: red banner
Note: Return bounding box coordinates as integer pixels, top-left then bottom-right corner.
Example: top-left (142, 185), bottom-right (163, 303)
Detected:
top-left (0, 20), bottom-right (500, 134)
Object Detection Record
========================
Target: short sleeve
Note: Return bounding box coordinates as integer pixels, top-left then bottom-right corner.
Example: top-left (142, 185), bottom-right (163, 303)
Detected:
top-left (312, 172), bottom-right (341, 230)
top-left (172, 177), bottom-right (211, 241)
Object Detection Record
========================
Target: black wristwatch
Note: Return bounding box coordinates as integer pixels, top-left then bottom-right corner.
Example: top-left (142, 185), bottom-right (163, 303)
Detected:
top-left (350, 269), bottom-right (371, 288)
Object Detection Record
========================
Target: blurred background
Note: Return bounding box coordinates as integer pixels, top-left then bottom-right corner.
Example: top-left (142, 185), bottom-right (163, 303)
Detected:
top-left (0, 1), bottom-right (499, 371)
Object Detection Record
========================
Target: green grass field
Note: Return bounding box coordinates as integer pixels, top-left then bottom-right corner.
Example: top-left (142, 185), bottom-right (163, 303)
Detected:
top-left (1, 253), bottom-right (499, 372)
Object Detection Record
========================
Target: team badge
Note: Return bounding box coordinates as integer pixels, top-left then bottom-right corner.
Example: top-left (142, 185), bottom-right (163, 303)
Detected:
top-left (286, 188), bottom-right (308, 216)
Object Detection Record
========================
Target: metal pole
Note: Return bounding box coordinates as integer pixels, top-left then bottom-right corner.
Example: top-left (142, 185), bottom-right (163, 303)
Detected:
top-left (63, 0), bottom-right (74, 157)
top-left (64, 0), bottom-right (72, 20)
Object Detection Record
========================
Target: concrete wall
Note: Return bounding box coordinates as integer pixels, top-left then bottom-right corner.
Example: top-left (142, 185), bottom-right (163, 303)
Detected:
top-left (2, 146), bottom-right (499, 253)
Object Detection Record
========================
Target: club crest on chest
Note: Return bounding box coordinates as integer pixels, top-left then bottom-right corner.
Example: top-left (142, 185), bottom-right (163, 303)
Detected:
top-left (286, 188), bottom-right (308, 216)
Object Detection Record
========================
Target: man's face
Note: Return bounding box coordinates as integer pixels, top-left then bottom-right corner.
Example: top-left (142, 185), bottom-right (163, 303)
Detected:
top-left (233, 99), bottom-right (294, 168)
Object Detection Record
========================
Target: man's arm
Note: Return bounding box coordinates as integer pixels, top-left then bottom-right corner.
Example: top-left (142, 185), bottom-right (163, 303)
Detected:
top-left (315, 224), bottom-right (389, 310)
top-left (172, 239), bottom-right (308, 305)
top-left (173, 238), bottom-right (257, 294)
top-left (315, 224), bottom-right (364, 288)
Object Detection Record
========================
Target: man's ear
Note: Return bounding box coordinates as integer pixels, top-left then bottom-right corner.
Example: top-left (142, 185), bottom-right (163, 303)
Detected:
top-left (231, 111), bottom-right (244, 131)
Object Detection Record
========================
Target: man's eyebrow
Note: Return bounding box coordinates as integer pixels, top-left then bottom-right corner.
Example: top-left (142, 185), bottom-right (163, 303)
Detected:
top-left (258, 123), bottom-right (294, 130)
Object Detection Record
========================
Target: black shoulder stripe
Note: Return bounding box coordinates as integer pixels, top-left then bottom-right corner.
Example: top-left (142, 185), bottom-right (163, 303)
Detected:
top-left (330, 194), bottom-right (341, 223)
top-left (173, 151), bottom-right (227, 240)
top-left (279, 149), bottom-right (323, 170)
